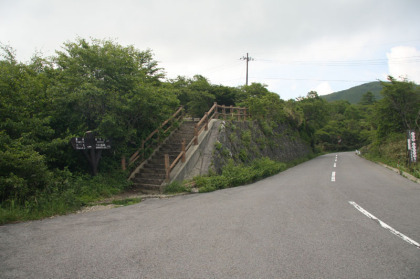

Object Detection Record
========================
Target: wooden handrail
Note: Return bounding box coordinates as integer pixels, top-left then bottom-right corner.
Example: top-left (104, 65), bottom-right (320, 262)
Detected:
top-left (194, 103), bottom-right (249, 142)
top-left (125, 106), bottom-right (184, 169)
top-left (164, 102), bottom-right (249, 181)
top-left (165, 139), bottom-right (186, 181)
top-left (216, 105), bottom-right (248, 120)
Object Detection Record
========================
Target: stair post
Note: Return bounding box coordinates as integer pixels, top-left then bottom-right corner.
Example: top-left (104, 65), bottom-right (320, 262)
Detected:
top-left (181, 139), bottom-right (186, 163)
top-left (141, 140), bottom-right (145, 161)
top-left (165, 154), bottom-right (170, 182)
top-left (194, 125), bottom-right (198, 145)
top-left (222, 105), bottom-right (226, 120)
top-left (205, 112), bottom-right (209, 131)
top-left (121, 156), bottom-right (126, 171)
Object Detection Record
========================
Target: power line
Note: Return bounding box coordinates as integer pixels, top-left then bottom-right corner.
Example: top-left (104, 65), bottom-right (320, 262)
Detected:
top-left (217, 75), bottom-right (375, 85)
top-left (256, 77), bottom-right (373, 83)
top-left (254, 56), bottom-right (420, 67)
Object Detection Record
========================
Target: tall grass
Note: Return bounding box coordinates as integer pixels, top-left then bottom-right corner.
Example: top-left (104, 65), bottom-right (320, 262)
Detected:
top-left (194, 157), bottom-right (287, 193)
top-left (164, 181), bottom-right (188, 194)
top-left (361, 133), bottom-right (419, 178)
top-left (0, 172), bottom-right (132, 225)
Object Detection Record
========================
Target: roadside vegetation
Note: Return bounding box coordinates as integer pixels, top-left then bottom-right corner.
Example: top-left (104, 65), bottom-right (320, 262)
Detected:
top-left (0, 173), bottom-right (131, 224)
top-left (360, 77), bottom-right (420, 178)
top-left (193, 156), bottom-right (320, 193)
top-left (1, 38), bottom-right (418, 224)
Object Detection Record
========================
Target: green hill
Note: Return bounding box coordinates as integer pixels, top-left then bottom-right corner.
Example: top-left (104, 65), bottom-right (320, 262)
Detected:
top-left (321, 81), bottom-right (383, 104)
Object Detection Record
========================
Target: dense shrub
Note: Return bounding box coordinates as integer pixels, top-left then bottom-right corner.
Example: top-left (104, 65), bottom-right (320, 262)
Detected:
top-left (194, 158), bottom-right (287, 193)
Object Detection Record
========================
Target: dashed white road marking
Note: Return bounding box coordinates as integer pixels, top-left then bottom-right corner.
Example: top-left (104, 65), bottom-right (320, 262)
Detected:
top-left (349, 201), bottom-right (420, 249)
top-left (331, 155), bottom-right (337, 181)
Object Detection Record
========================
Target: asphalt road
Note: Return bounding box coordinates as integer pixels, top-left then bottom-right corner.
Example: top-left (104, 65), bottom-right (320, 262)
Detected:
top-left (1, 152), bottom-right (420, 278)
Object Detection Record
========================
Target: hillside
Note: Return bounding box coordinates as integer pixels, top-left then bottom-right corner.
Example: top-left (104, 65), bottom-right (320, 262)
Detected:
top-left (321, 81), bottom-right (383, 104)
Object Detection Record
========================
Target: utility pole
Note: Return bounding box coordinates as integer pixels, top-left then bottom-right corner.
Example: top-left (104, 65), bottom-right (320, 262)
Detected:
top-left (240, 53), bottom-right (254, 86)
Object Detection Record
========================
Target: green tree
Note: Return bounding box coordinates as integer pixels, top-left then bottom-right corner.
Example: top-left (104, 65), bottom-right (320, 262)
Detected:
top-left (0, 45), bottom-right (61, 202)
top-left (295, 94), bottom-right (373, 151)
top-left (374, 76), bottom-right (420, 139)
top-left (240, 83), bottom-right (271, 99)
top-left (359, 91), bottom-right (376, 105)
top-left (167, 75), bottom-right (216, 117)
top-left (283, 99), bottom-right (304, 128)
top-left (299, 91), bottom-right (329, 130)
top-left (212, 85), bottom-right (241, 107)
top-left (187, 75), bottom-right (215, 117)
top-left (0, 39), bottom-right (181, 212)
top-left (243, 91), bottom-right (285, 123)
top-left (50, 38), bottom-right (179, 166)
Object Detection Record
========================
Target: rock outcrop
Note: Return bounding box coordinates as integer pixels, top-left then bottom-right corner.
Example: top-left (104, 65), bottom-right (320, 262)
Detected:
top-left (211, 120), bottom-right (312, 174)
top-left (169, 119), bottom-right (312, 183)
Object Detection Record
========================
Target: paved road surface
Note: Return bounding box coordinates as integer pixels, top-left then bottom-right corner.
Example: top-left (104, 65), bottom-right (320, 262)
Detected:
top-left (1, 152), bottom-right (419, 278)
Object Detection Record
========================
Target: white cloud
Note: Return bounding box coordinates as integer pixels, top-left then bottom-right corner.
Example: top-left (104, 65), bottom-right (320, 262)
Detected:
top-left (1, 0), bottom-right (420, 99)
top-left (387, 46), bottom-right (420, 84)
top-left (313, 82), bottom-right (333, 96)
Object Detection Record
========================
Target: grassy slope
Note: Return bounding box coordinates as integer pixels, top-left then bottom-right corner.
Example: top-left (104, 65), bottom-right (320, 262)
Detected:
top-left (322, 81), bottom-right (383, 104)
top-left (361, 134), bottom-right (419, 179)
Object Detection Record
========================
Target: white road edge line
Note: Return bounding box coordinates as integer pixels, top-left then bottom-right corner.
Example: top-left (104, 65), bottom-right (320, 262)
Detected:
top-left (349, 201), bottom-right (420, 249)
top-left (331, 172), bottom-right (336, 182)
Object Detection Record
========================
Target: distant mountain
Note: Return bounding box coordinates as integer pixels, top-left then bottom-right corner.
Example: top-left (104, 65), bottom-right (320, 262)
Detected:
top-left (321, 81), bottom-right (383, 104)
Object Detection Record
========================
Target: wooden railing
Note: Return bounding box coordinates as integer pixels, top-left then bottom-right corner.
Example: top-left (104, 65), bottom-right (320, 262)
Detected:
top-left (165, 139), bottom-right (186, 182)
top-left (193, 103), bottom-right (248, 145)
top-left (123, 106), bottom-right (185, 170)
top-left (164, 102), bottom-right (248, 181)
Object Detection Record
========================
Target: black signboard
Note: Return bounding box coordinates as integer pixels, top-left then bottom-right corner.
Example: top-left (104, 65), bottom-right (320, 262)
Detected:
top-left (70, 133), bottom-right (111, 175)
top-left (94, 138), bottom-right (111, 150)
top-left (70, 137), bottom-right (86, 150)
top-left (70, 137), bottom-right (111, 150)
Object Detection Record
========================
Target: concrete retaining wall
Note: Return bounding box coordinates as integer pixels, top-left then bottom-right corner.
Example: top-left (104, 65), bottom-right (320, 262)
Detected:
top-left (168, 119), bottom-right (221, 183)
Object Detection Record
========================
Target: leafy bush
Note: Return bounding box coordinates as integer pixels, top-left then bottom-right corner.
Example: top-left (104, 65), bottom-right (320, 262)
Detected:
top-left (164, 181), bottom-right (188, 194)
top-left (361, 132), bottom-right (419, 178)
top-left (0, 171), bottom-right (131, 224)
top-left (194, 158), bottom-right (287, 193)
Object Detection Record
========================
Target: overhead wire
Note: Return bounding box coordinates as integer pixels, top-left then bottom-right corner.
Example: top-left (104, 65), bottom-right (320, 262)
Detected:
top-left (252, 77), bottom-right (373, 83)
top-left (205, 39), bottom-right (420, 85)
top-left (253, 56), bottom-right (420, 67)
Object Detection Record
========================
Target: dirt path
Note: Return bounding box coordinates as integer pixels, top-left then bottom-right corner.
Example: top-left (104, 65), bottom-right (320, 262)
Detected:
top-left (76, 189), bottom-right (192, 214)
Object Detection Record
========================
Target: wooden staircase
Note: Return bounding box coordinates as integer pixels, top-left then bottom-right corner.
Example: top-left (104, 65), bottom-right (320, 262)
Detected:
top-left (128, 102), bottom-right (248, 194)
top-left (132, 120), bottom-right (197, 194)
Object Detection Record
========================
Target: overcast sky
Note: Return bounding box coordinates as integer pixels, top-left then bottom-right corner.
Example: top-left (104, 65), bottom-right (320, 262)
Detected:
top-left (1, 0), bottom-right (420, 100)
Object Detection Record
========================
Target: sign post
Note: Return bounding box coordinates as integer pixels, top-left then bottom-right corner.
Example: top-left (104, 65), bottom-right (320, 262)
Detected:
top-left (70, 132), bottom-right (111, 175)
top-left (407, 130), bottom-right (417, 165)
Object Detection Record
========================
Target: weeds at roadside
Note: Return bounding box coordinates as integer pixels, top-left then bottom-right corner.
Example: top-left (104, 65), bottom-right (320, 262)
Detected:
top-left (0, 172), bottom-right (132, 225)
top-left (164, 181), bottom-right (188, 194)
top-left (194, 157), bottom-right (289, 193)
top-left (108, 197), bottom-right (142, 206)
top-left (361, 134), bottom-right (419, 179)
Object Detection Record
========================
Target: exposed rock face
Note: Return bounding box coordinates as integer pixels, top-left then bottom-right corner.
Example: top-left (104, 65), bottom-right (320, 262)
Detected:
top-left (211, 120), bottom-right (312, 174)
top-left (168, 119), bottom-right (312, 183)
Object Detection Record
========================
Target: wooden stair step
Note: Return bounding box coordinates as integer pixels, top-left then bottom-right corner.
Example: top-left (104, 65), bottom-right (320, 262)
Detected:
top-left (130, 119), bottom-right (199, 194)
